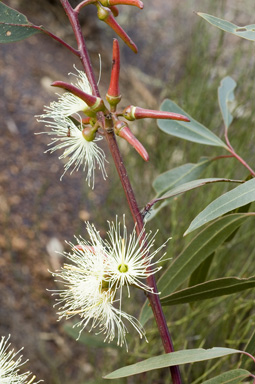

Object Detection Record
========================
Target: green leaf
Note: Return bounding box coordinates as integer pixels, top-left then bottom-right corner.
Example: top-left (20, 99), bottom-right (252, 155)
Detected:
top-left (218, 76), bottom-right (237, 131)
top-left (154, 178), bottom-right (242, 205)
top-left (153, 158), bottom-right (211, 196)
top-left (140, 214), bottom-right (249, 326)
top-left (64, 324), bottom-right (118, 349)
top-left (185, 178), bottom-right (255, 235)
top-left (104, 348), bottom-right (241, 379)
top-left (161, 276), bottom-right (255, 306)
top-left (202, 369), bottom-right (251, 384)
top-left (189, 253), bottom-right (214, 287)
top-left (158, 99), bottom-right (227, 148)
top-left (198, 12), bottom-right (255, 41)
top-left (0, 2), bottom-right (39, 43)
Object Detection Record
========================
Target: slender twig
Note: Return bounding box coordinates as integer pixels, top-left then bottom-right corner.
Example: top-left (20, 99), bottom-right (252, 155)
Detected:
top-left (225, 132), bottom-right (255, 177)
top-left (3, 23), bottom-right (79, 56)
top-left (58, 1), bottom-right (182, 382)
top-left (75, 0), bottom-right (97, 13)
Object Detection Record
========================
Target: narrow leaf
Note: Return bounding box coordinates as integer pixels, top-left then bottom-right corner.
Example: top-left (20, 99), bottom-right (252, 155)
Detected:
top-left (198, 12), bottom-right (255, 41)
top-left (0, 3), bottom-right (39, 43)
top-left (158, 99), bottom-right (227, 148)
top-left (189, 253), bottom-right (214, 287)
top-left (140, 214), bottom-right (249, 325)
top-left (154, 178), bottom-right (242, 205)
top-left (185, 178), bottom-right (255, 235)
top-left (104, 348), bottom-right (241, 379)
top-left (153, 158), bottom-right (211, 196)
top-left (218, 76), bottom-right (237, 131)
top-left (202, 369), bottom-right (251, 384)
top-left (161, 276), bottom-right (255, 306)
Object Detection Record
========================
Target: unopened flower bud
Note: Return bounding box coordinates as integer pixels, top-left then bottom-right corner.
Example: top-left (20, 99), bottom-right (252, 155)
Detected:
top-left (52, 81), bottom-right (108, 114)
top-left (96, 4), bottom-right (138, 53)
top-left (115, 121), bottom-right (149, 161)
top-left (106, 39), bottom-right (121, 108)
top-left (123, 105), bottom-right (190, 122)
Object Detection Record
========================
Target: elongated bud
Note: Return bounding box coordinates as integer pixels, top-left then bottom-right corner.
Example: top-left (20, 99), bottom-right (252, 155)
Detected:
top-left (52, 81), bottom-right (108, 113)
top-left (100, 0), bottom-right (143, 9)
top-left (115, 121), bottom-right (149, 161)
top-left (106, 39), bottom-right (121, 107)
top-left (96, 4), bottom-right (138, 53)
top-left (123, 105), bottom-right (190, 122)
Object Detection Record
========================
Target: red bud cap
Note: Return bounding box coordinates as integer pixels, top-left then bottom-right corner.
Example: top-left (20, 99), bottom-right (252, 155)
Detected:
top-left (114, 121), bottom-right (149, 161)
top-left (52, 81), bottom-right (107, 113)
top-left (106, 39), bottom-right (122, 107)
top-left (132, 106), bottom-right (190, 121)
top-left (101, 0), bottom-right (143, 9)
top-left (96, 4), bottom-right (138, 53)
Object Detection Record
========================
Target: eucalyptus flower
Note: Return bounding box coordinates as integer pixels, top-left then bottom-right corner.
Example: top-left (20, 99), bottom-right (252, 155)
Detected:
top-left (104, 217), bottom-right (168, 297)
top-left (0, 335), bottom-right (41, 384)
top-left (36, 115), bottom-right (107, 188)
top-left (50, 217), bottom-right (167, 348)
top-left (51, 234), bottom-right (146, 349)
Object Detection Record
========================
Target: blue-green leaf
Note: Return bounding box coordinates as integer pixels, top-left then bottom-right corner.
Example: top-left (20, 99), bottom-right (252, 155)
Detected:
top-left (202, 369), bottom-right (251, 384)
top-left (161, 276), bottom-right (255, 306)
top-left (218, 76), bottom-right (237, 131)
top-left (153, 158), bottom-right (211, 196)
top-left (185, 178), bottom-right (255, 235)
top-left (158, 99), bottom-right (227, 148)
top-left (154, 178), bottom-right (242, 205)
top-left (198, 12), bottom-right (255, 41)
top-left (104, 348), bottom-right (242, 379)
top-left (0, 3), bottom-right (39, 43)
top-left (140, 214), bottom-right (249, 326)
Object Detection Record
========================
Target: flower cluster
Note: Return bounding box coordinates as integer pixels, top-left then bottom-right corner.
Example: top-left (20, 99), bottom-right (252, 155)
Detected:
top-left (36, 66), bottom-right (107, 189)
top-left (51, 216), bottom-right (168, 349)
top-left (0, 335), bottom-right (41, 384)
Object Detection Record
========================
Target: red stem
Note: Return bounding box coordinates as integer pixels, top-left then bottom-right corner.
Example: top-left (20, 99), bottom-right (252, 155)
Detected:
top-left (225, 132), bottom-right (255, 177)
top-left (59, 1), bottom-right (182, 382)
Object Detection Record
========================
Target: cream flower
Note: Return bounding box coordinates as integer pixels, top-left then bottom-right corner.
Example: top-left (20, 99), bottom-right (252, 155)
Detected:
top-left (0, 335), bottom-right (41, 384)
top-left (36, 116), bottom-right (107, 188)
top-left (51, 233), bottom-right (146, 349)
top-left (104, 217), bottom-right (168, 297)
top-left (50, 218), bottom-right (167, 348)
top-left (42, 65), bottom-right (92, 117)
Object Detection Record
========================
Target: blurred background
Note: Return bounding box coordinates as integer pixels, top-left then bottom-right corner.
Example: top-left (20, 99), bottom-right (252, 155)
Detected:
top-left (1, 0), bottom-right (255, 383)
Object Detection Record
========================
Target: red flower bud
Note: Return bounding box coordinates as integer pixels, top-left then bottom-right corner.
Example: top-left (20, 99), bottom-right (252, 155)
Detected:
top-left (100, 0), bottom-right (143, 9)
top-left (115, 121), bottom-right (149, 161)
top-left (123, 105), bottom-right (190, 122)
top-left (52, 81), bottom-right (107, 113)
top-left (106, 39), bottom-right (121, 107)
top-left (96, 4), bottom-right (138, 53)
